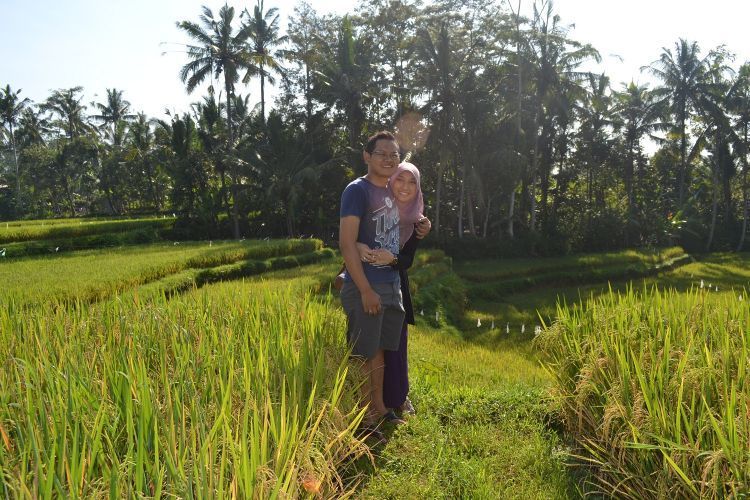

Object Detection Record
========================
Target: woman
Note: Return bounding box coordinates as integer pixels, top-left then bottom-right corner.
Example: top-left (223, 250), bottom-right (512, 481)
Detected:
top-left (358, 162), bottom-right (430, 415)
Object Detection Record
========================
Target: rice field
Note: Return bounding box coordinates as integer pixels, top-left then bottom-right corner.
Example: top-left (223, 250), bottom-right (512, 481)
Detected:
top-left (0, 264), bottom-right (368, 497)
top-left (537, 283), bottom-right (750, 497)
top-left (4, 227), bottom-right (750, 498)
top-left (1, 239), bottom-right (326, 305)
top-left (0, 217), bottom-right (174, 244)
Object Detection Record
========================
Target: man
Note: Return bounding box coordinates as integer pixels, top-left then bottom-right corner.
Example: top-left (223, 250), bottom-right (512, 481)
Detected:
top-left (339, 130), bottom-right (405, 431)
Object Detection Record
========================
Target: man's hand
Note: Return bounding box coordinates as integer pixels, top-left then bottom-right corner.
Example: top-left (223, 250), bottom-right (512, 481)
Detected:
top-left (356, 242), bottom-right (374, 262)
top-left (361, 288), bottom-right (382, 315)
top-left (415, 217), bottom-right (432, 239)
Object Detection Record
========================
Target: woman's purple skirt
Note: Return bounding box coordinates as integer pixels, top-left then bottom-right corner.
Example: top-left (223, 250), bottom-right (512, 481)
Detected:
top-left (382, 322), bottom-right (409, 408)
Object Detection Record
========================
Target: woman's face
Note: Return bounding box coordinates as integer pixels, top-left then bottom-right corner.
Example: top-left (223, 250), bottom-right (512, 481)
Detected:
top-left (392, 170), bottom-right (417, 203)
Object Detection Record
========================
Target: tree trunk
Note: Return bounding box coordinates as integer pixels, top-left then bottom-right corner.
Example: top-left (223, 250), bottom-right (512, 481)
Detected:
top-left (305, 64), bottom-right (312, 124)
top-left (467, 184), bottom-right (476, 237)
top-left (706, 164), bottom-right (719, 252)
top-left (738, 126), bottom-right (749, 252)
top-left (458, 164), bottom-right (465, 238)
top-left (144, 158), bottom-right (160, 210)
top-left (624, 145), bottom-right (635, 247)
top-left (527, 96), bottom-right (541, 233)
top-left (528, 182), bottom-right (537, 233)
top-left (678, 113), bottom-right (687, 206)
top-left (225, 78), bottom-right (240, 239)
top-left (507, 187), bottom-right (516, 239)
top-left (482, 194), bottom-right (492, 238)
top-left (286, 200), bottom-right (296, 238)
top-left (63, 176), bottom-right (75, 218)
top-left (260, 63), bottom-right (266, 122)
top-left (9, 123), bottom-right (21, 211)
top-left (434, 163), bottom-right (443, 237)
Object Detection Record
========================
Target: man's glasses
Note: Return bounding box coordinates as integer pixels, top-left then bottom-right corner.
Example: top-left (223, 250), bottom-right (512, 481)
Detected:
top-left (371, 151), bottom-right (401, 161)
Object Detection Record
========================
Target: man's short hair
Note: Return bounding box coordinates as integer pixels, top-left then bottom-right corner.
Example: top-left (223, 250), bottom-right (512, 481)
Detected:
top-left (364, 131), bottom-right (398, 153)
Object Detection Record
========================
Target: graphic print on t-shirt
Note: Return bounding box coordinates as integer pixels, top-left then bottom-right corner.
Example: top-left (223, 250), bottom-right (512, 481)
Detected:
top-left (372, 195), bottom-right (400, 265)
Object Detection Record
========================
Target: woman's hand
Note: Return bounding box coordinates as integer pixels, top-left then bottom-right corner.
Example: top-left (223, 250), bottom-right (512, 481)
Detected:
top-left (415, 217), bottom-right (432, 239)
top-left (371, 248), bottom-right (395, 266)
top-left (357, 243), bottom-right (395, 265)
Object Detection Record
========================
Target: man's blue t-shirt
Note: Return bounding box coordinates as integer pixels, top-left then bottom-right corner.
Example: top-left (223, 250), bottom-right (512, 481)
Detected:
top-left (340, 177), bottom-right (400, 284)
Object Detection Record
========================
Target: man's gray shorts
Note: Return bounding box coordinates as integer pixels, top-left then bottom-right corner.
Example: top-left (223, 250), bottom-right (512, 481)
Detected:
top-left (340, 280), bottom-right (405, 360)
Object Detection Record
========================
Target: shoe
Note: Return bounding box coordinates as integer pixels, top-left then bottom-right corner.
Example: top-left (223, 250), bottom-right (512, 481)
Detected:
top-left (356, 422), bottom-right (387, 444)
top-left (381, 410), bottom-right (406, 426)
top-left (400, 397), bottom-right (416, 416)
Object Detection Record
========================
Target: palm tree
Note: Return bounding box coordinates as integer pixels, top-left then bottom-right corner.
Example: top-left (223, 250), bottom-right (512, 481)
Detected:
top-left (0, 85), bottom-right (30, 208)
top-left (92, 88), bottom-right (135, 146)
top-left (128, 113), bottom-right (163, 209)
top-left (242, 0), bottom-right (287, 122)
top-left (612, 82), bottom-right (666, 244)
top-left (728, 64), bottom-right (750, 251)
top-left (524, 2), bottom-right (600, 233)
top-left (698, 50), bottom-right (735, 251)
top-left (314, 16), bottom-right (370, 156)
top-left (41, 87), bottom-right (90, 139)
top-left (646, 39), bottom-right (712, 206)
top-left (576, 73), bottom-right (614, 210)
top-left (414, 21), bottom-right (462, 237)
top-left (262, 112), bottom-right (319, 236)
top-left (17, 107), bottom-right (49, 148)
top-left (178, 4), bottom-right (254, 238)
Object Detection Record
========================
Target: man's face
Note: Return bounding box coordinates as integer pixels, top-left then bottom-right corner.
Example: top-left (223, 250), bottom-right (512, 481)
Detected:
top-left (364, 139), bottom-right (400, 181)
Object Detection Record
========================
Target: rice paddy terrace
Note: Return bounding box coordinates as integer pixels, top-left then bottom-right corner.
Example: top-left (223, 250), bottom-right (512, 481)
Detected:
top-left (2, 217), bottom-right (750, 497)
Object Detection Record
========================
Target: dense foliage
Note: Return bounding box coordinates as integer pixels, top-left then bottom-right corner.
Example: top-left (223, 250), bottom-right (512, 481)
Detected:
top-left (1, 0), bottom-right (749, 254)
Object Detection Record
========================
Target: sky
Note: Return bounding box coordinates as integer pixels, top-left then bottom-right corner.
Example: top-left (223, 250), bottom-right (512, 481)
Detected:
top-left (2, 0), bottom-right (749, 120)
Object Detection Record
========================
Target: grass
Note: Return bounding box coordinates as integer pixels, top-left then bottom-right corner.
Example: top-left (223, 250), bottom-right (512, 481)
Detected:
top-left (358, 323), bottom-right (574, 499)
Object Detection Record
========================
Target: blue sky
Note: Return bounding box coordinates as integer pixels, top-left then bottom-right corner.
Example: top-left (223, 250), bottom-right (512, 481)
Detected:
top-left (2, 0), bottom-right (748, 119)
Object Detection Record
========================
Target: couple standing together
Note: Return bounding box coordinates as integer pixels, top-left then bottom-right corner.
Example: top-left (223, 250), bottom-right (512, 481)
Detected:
top-left (338, 130), bottom-right (431, 438)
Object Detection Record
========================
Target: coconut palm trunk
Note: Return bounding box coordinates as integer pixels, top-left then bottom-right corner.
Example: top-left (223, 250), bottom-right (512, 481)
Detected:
top-left (738, 126), bottom-right (749, 251)
top-left (706, 160), bottom-right (719, 251)
top-left (9, 122), bottom-right (21, 209)
top-left (433, 162), bottom-right (444, 238)
top-left (225, 78), bottom-right (241, 240)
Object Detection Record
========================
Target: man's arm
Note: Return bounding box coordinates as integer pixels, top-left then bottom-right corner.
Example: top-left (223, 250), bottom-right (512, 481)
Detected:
top-left (340, 215), bottom-right (382, 314)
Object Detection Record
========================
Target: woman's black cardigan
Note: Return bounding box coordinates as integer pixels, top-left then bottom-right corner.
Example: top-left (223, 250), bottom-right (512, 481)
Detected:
top-left (394, 233), bottom-right (420, 326)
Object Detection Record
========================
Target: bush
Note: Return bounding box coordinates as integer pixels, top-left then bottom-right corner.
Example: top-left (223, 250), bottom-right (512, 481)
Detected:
top-left (409, 251), bottom-right (467, 326)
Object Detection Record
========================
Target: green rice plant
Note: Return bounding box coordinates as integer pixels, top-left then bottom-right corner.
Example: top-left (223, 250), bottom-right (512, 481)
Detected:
top-left (1, 239), bottom-right (324, 306)
top-left (0, 227), bottom-right (166, 257)
top-left (455, 247), bottom-right (685, 283)
top-left (0, 217), bottom-right (174, 244)
top-left (0, 215), bottom-right (163, 228)
top-left (0, 281), bottom-right (368, 497)
top-left (536, 285), bottom-right (750, 498)
top-left (466, 253), bottom-right (690, 302)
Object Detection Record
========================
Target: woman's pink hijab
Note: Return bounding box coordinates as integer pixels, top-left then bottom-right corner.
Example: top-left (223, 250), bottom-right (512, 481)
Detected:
top-left (389, 162), bottom-right (424, 245)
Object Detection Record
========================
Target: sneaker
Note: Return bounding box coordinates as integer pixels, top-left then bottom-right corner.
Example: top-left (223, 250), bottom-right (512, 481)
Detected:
top-left (356, 422), bottom-right (387, 444)
top-left (381, 409), bottom-right (406, 426)
top-left (400, 397), bottom-right (416, 416)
